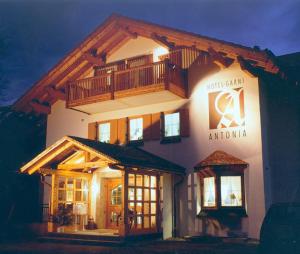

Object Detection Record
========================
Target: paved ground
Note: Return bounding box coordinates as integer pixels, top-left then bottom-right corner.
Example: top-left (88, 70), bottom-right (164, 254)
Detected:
top-left (0, 239), bottom-right (258, 254)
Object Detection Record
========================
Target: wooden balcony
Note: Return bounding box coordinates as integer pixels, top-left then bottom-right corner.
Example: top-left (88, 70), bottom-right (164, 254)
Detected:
top-left (66, 59), bottom-right (187, 113)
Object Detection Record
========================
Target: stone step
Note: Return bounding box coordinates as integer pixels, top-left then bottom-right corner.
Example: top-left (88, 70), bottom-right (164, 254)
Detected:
top-left (48, 232), bottom-right (120, 240)
top-left (38, 236), bottom-right (125, 246)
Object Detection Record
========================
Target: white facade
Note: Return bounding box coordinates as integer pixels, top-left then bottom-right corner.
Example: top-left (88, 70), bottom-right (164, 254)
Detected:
top-left (44, 37), bottom-right (280, 239)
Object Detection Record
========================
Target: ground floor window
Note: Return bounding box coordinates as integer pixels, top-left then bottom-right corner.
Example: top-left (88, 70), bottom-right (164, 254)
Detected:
top-left (220, 176), bottom-right (242, 207)
top-left (200, 173), bottom-right (245, 211)
top-left (54, 175), bottom-right (90, 225)
top-left (128, 172), bottom-right (159, 231)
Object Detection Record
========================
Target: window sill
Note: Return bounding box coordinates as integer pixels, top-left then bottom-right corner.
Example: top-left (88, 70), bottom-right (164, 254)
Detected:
top-left (127, 140), bottom-right (144, 147)
top-left (160, 136), bottom-right (181, 144)
top-left (197, 207), bottom-right (247, 218)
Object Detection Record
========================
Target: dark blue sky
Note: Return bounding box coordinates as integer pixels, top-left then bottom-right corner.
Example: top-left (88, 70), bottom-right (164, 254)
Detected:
top-left (0, 0), bottom-right (299, 106)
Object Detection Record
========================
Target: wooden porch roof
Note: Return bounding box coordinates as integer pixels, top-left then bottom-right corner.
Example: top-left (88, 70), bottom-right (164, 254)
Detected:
top-left (20, 136), bottom-right (185, 175)
top-left (13, 13), bottom-right (284, 115)
top-left (194, 150), bottom-right (248, 171)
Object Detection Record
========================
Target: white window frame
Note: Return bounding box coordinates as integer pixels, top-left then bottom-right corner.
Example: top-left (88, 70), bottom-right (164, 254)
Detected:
top-left (164, 112), bottom-right (180, 137)
top-left (129, 118), bottom-right (143, 141)
top-left (98, 122), bottom-right (110, 143)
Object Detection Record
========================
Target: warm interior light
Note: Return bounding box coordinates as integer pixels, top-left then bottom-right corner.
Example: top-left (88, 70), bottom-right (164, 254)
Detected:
top-left (153, 47), bottom-right (169, 62)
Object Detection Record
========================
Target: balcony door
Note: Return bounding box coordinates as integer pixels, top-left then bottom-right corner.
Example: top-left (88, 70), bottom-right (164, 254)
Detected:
top-left (105, 178), bottom-right (122, 229)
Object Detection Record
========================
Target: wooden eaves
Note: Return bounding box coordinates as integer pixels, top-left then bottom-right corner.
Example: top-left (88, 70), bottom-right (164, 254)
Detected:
top-left (13, 13), bottom-right (283, 115)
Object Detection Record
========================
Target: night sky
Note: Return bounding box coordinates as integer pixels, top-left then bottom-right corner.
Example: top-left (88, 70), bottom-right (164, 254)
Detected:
top-left (0, 0), bottom-right (299, 106)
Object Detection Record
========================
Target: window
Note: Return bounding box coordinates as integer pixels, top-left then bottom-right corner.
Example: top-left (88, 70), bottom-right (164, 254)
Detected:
top-left (200, 174), bottom-right (245, 212)
top-left (128, 173), bottom-right (158, 230)
top-left (129, 118), bottom-right (143, 141)
top-left (111, 185), bottom-right (122, 205)
top-left (98, 122), bottom-right (110, 143)
top-left (221, 176), bottom-right (242, 207)
top-left (203, 177), bottom-right (216, 207)
top-left (164, 112), bottom-right (180, 137)
top-left (57, 177), bottom-right (89, 215)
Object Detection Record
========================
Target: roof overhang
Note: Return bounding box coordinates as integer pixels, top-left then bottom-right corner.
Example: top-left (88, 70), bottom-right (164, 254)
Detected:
top-left (13, 14), bottom-right (283, 115)
top-left (20, 136), bottom-right (185, 175)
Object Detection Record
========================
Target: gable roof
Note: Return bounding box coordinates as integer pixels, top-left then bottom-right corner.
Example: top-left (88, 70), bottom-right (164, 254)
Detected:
top-left (13, 13), bottom-right (281, 114)
top-left (194, 150), bottom-right (248, 170)
top-left (20, 136), bottom-right (185, 175)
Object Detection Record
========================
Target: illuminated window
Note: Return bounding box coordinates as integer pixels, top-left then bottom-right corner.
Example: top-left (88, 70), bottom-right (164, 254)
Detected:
top-left (129, 118), bottom-right (143, 141)
top-left (164, 112), bottom-right (180, 137)
top-left (57, 177), bottom-right (89, 213)
top-left (221, 176), bottom-right (242, 207)
top-left (111, 185), bottom-right (122, 205)
top-left (98, 122), bottom-right (110, 143)
top-left (127, 173), bottom-right (158, 231)
top-left (203, 177), bottom-right (216, 207)
top-left (153, 47), bottom-right (169, 62)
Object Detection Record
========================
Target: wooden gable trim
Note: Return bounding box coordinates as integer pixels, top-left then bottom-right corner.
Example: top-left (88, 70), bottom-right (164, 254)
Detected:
top-left (237, 56), bottom-right (259, 78)
top-left (151, 33), bottom-right (175, 50)
top-left (29, 101), bottom-right (51, 114)
top-left (20, 136), bottom-right (119, 175)
top-left (82, 52), bottom-right (104, 66)
top-left (45, 86), bottom-right (66, 101)
top-left (208, 47), bottom-right (233, 69)
top-left (117, 24), bottom-right (138, 39)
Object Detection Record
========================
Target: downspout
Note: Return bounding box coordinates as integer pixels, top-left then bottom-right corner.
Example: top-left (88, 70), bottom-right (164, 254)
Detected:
top-left (173, 174), bottom-right (184, 238)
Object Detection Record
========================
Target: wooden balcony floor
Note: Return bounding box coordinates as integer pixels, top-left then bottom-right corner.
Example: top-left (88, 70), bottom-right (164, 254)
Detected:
top-left (71, 89), bottom-right (185, 114)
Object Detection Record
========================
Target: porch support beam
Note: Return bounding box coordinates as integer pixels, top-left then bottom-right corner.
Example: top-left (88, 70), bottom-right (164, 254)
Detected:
top-left (57, 161), bottom-right (107, 170)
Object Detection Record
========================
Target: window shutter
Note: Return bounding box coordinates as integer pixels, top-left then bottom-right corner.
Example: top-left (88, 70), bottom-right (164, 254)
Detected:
top-left (180, 108), bottom-right (190, 137)
top-left (151, 112), bottom-right (161, 140)
top-left (143, 114), bottom-right (152, 141)
top-left (117, 118), bottom-right (128, 144)
top-left (110, 119), bottom-right (118, 144)
top-left (88, 122), bottom-right (97, 140)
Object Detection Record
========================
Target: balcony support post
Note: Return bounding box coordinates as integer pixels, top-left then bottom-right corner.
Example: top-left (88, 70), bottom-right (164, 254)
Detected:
top-left (111, 71), bottom-right (115, 100)
top-left (164, 59), bottom-right (170, 90)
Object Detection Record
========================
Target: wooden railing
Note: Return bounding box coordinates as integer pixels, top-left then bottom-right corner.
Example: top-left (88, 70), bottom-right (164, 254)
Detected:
top-left (67, 59), bottom-right (185, 106)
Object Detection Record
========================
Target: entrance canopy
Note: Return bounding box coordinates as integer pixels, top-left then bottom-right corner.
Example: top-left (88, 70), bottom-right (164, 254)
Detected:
top-left (20, 136), bottom-right (185, 175)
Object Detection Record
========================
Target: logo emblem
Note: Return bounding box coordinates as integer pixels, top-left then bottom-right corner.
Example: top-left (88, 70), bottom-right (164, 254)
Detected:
top-left (209, 87), bottom-right (245, 129)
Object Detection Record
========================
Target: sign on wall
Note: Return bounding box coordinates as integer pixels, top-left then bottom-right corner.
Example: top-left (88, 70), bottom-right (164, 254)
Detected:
top-left (207, 78), bottom-right (247, 140)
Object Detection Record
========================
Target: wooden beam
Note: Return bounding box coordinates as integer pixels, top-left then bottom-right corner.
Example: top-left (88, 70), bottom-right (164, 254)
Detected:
top-left (82, 53), bottom-right (104, 66)
top-left (29, 101), bottom-right (51, 114)
top-left (208, 47), bottom-right (232, 68)
top-left (57, 160), bottom-right (107, 170)
top-left (39, 168), bottom-right (92, 178)
top-left (151, 33), bottom-right (175, 49)
top-left (45, 86), bottom-right (66, 101)
top-left (237, 56), bottom-right (258, 77)
top-left (118, 25), bottom-right (138, 39)
top-left (27, 142), bottom-right (73, 175)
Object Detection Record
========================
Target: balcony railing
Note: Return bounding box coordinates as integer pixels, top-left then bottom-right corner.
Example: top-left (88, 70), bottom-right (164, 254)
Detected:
top-left (66, 59), bottom-right (186, 107)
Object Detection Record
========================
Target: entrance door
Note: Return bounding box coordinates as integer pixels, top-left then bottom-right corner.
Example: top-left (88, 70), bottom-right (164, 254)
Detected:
top-left (105, 178), bottom-right (122, 229)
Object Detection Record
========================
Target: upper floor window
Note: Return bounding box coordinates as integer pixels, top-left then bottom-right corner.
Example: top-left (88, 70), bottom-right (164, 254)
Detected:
top-left (98, 122), bottom-right (110, 143)
top-left (164, 112), bottom-right (180, 137)
top-left (129, 118), bottom-right (143, 141)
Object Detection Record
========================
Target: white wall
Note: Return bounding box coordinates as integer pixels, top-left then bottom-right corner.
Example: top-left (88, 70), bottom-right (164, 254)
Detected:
top-left (45, 38), bottom-right (266, 239)
top-left (107, 36), bottom-right (167, 63)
